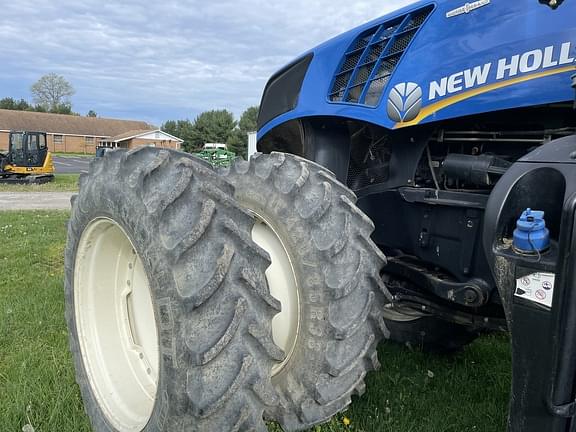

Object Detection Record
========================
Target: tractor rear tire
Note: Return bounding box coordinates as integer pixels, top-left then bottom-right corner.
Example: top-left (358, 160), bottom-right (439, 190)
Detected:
top-left (65, 147), bottom-right (280, 432)
top-left (222, 152), bottom-right (389, 431)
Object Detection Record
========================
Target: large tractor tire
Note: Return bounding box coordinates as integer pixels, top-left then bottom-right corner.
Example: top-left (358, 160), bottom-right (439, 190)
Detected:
top-left (64, 147), bottom-right (280, 432)
top-left (222, 152), bottom-right (389, 431)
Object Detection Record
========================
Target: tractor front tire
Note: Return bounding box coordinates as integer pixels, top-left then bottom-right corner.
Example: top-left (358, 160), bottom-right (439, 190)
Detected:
top-left (65, 147), bottom-right (279, 431)
top-left (223, 152), bottom-right (389, 431)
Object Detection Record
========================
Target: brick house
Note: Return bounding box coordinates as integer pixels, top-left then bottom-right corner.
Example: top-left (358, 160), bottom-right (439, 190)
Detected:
top-left (100, 129), bottom-right (184, 150)
top-left (0, 109), bottom-right (182, 154)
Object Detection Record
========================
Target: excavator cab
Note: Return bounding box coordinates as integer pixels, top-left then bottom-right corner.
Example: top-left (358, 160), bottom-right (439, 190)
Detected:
top-left (0, 131), bottom-right (55, 184)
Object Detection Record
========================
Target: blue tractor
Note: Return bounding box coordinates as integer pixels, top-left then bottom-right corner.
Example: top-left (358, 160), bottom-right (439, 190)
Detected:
top-left (65, 1), bottom-right (576, 431)
top-left (253, 0), bottom-right (576, 430)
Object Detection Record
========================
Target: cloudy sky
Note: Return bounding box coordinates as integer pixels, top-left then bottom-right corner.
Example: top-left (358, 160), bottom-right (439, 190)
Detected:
top-left (1, 0), bottom-right (415, 126)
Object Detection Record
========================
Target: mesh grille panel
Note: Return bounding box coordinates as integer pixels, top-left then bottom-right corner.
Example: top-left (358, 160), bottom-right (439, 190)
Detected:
top-left (333, 72), bottom-right (351, 92)
top-left (404, 9), bottom-right (431, 31)
top-left (365, 76), bottom-right (391, 106)
top-left (379, 23), bottom-right (401, 40)
top-left (342, 51), bottom-right (363, 72)
top-left (365, 42), bottom-right (386, 63)
top-left (347, 134), bottom-right (392, 191)
top-left (389, 29), bottom-right (417, 55)
top-left (354, 30), bottom-right (377, 51)
top-left (328, 5), bottom-right (433, 106)
top-left (353, 63), bottom-right (376, 86)
top-left (346, 85), bottom-right (365, 103)
top-left (375, 55), bottom-right (400, 78)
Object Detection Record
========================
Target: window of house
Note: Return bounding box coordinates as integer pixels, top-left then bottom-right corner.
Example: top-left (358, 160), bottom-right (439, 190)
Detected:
top-left (85, 136), bottom-right (95, 145)
top-left (54, 135), bottom-right (63, 145)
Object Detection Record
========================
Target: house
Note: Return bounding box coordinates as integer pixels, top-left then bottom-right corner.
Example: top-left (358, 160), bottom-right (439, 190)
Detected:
top-left (0, 109), bottom-right (182, 154)
top-left (100, 129), bottom-right (183, 150)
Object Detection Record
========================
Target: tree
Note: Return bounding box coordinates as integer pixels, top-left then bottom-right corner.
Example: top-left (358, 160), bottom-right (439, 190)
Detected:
top-left (238, 106), bottom-right (258, 133)
top-left (49, 103), bottom-right (74, 115)
top-left (162, 119), bottom-right (194, 151)
top-left (87, 110), bottom-right (97, 117)
top-left (0, 95), bottom-right (75, 114)
top-left (0, 97), bottom-right (31, 111)
top-left (227, 106), bottom-right (258, 159)
top-left (188, 110), bottom-right (236, 152)
top-left (30, 73), bottom-right (75, 112)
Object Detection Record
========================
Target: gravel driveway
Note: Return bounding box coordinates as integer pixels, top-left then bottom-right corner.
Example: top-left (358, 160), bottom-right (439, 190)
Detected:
top-left (0, 192), bottom-right (74, 210)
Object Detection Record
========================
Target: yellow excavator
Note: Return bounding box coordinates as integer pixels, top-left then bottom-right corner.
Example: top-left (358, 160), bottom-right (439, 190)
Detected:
top-left (0, 131), bottom-right (55, 184)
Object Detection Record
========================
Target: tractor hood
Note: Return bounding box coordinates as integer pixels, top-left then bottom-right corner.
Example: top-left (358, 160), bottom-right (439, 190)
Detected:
top-left (258, 0), bottom-right (576, 138)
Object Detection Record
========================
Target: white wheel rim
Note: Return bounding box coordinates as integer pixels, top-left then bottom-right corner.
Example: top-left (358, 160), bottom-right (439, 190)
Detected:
top-left (74, 218), bottom-right (159, 431)
top-left (250, 213), bottom-right (300, 376)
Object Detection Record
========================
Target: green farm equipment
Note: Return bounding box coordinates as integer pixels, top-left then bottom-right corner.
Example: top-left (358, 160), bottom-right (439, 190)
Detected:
top-left (193, 143), bottom-right (236, 167)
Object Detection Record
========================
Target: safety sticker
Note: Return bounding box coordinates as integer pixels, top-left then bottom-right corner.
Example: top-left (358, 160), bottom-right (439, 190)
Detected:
top-left (514, 272), bottom-right (555, 308)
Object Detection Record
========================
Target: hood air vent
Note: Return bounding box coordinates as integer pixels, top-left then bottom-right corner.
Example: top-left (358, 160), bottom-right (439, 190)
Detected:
top-left (328, 5), bottom-right (433, 106)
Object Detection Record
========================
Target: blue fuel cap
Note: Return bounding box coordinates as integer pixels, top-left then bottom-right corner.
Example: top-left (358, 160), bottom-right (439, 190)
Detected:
top-left (513, 208), bottom-right (550, 253)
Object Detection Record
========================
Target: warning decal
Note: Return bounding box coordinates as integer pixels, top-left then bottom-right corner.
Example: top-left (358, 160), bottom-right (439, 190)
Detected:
top-left (514, 272), bottom-right (556, 308)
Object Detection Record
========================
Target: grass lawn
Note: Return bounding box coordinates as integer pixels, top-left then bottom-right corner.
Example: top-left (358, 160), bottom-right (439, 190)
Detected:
top-left (0, 210), bottom-right (511, 432)
top-left (0, 174), bottom-right (79, 193)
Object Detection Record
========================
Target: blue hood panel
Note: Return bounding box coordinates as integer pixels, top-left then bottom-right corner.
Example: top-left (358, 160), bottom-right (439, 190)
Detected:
top-left (259, 0), bottom-right (576, 138)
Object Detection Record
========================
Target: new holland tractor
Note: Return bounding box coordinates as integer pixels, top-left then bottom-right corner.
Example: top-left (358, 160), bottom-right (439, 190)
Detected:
top-left (64, 1), bottom-right (576, 431)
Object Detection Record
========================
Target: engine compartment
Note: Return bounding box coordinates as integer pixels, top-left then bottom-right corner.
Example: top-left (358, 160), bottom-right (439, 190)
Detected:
top-left (259, 103), bottom-right (576, 326)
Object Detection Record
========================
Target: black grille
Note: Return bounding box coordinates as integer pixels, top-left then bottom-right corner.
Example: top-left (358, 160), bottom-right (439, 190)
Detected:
top-left (353, 63), bottom-right (376, 86)
top-left (404, 8), bottom-right (432, 31)
top-left (328, 5), bottom-right (433, 106)
top-left (354, 31), bottom-right (375, 51)
top-left (347, 134), bottom-right (392, 191)
top-left (342, 51), bottom-right (363, 72)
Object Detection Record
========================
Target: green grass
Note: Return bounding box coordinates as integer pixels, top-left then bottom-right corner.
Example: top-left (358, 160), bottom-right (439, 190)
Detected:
top-left (0, 174), bottom-right (79, 192)
top-left (0, 211), bottom-right (90, 432)
top-left (0, 211), bottom-right (511, 432)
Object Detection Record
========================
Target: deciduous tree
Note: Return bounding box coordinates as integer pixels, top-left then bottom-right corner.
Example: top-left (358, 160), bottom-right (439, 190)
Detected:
top-left (30, 73), bottom-right (75, 112)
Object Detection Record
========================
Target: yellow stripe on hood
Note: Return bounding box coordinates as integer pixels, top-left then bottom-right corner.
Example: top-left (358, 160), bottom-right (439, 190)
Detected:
top-left (394, 65), bottom-right (576, 129)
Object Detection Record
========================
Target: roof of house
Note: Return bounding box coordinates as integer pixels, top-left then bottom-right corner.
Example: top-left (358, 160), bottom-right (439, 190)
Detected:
top-left (109, 129), bottom-right (157, 141)
top-left (0, 109), bottom-right (154, 137)
top-left (109, 129), bottom-right (184, 143)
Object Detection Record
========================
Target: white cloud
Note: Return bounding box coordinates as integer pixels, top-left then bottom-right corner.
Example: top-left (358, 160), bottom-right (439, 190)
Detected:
top-left (0, 0), bottom-right (416, 124)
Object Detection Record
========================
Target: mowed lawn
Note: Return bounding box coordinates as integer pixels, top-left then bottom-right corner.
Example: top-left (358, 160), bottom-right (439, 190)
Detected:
top-left (0, 211), bottom-right (511, 432)
top-left (0, 174), bottom-right (79, 193)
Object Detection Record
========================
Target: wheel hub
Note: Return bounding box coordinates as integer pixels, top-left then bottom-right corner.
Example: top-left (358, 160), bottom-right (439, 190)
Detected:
top-left (74, 218), bottom-right (159, 431)
top-left (250, 215), bottom-right (300, 376)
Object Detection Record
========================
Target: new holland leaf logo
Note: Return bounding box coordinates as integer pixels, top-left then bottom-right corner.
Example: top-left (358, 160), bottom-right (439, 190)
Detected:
top-left (386, 82), bottom-right (423, 123)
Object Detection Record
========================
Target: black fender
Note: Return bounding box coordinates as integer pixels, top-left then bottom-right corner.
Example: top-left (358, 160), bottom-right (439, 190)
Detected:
top-left (483, 134), bottom-right (576, 432)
